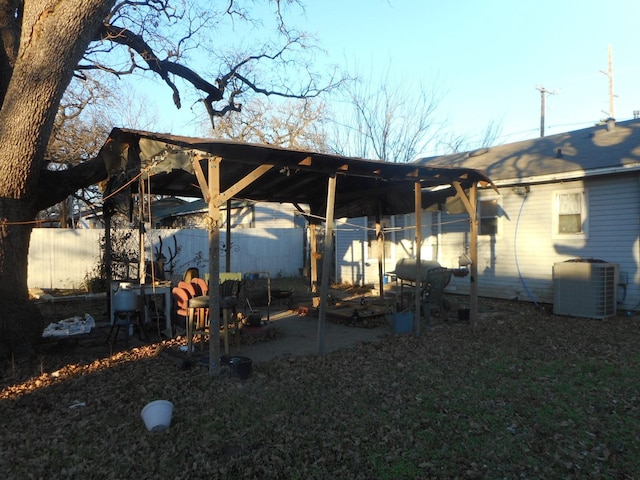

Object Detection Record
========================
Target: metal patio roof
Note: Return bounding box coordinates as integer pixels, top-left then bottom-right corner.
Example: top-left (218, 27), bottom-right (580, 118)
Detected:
top-left (100, 128), bottom-right (495, 219)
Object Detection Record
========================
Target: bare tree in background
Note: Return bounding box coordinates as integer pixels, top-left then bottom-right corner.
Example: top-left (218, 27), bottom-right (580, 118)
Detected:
top-left (0, 0), bottom-right (340, 354)
top-left (206, 97), bottom-right (330, 151)
top-left (435, 119), bottom-right (503, 155)
top-left (329, 64), bottom-right (443, 163)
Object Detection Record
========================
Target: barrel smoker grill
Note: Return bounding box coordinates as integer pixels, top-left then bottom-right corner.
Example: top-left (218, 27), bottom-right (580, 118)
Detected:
top-left (390, 259), bottom-right (468, 317)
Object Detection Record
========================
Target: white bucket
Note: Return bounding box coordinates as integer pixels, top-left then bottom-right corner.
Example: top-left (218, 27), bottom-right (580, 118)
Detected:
top-left (141, 400), bottom-right (174, 432)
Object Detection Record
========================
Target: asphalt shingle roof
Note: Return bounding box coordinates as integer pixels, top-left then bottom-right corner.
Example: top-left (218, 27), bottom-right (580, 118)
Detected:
top-left (415, 119), bottom-right (640, 184)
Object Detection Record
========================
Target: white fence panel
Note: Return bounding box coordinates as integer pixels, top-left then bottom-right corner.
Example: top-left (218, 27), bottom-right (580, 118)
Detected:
top-left (28, 228), bottom-right (305, 289)
top-left (28, 229), bottom-right (103, 290)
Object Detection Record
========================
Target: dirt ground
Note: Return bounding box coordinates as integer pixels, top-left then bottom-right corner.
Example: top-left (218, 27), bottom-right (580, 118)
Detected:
top-left (10, 278), bottom-right (484, 385)
top-left (3, 280), bottom-right (378, 382)
top-left (15, 269), bottom-right (575, 390)
top-left (4, 281), bottom-right (640, 478)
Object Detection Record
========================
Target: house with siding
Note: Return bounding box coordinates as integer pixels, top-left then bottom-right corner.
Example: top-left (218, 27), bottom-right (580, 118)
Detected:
top-left (154, 198), bottom-right (305, 229)
top-left (336, 118), bottom-right (640, 315)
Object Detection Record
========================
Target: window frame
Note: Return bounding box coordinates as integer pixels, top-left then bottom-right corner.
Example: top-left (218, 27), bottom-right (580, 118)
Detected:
top-left (552, 188), bottom-right (588, 239)
top-left (477, 196), bottom-right (501, 237)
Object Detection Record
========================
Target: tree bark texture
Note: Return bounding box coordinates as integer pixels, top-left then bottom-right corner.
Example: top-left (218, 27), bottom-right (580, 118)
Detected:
top-left (0, 0), bottom-right (115, 354)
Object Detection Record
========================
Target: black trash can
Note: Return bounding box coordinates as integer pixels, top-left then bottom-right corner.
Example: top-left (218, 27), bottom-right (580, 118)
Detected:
top-left (221, 355), bottom-right (252, 379)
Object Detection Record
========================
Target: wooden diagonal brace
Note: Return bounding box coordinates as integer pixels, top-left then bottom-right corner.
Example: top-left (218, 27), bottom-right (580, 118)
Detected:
top-left (210, 164), bottom-right (275, 208)
top-left (192, 155), bottom-right (219, 203)
top-left (452, 181), bottom-right (475, 219)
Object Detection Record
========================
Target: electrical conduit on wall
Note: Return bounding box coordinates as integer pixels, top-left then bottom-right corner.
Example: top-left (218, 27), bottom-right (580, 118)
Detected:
top-left (514, 190), bottom-right (539, 306)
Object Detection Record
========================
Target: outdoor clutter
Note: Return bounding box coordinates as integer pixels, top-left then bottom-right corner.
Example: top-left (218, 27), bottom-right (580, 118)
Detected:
top-left (42, 313), bottom-right (95, 338)
top-left (141, 400), bottom-right (174, 433)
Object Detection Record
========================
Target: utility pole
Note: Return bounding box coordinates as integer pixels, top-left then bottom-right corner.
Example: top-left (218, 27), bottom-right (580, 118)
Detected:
top-left (536, 85), bottom-right (556, 137)
top-left (600, 45), bottom-right (616, 119)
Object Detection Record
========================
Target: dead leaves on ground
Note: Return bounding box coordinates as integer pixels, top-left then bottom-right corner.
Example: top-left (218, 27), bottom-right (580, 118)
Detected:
top-left (2, 299), bottom-right (640, 478)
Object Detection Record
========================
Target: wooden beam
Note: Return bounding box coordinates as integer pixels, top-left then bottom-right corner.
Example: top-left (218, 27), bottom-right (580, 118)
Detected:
top-left (317, 175), bottom-right (337, 354)
top-left (210, 164), bottom-right (274, 208)
top-left (469, 183), bottom-right (479, 328)
top-left (452, 181), bottom-right (474, 216)
top-left (376, 213), bottom-right (384, 300)
top-left (414, 181), bottom-right (422, 337)
top-left (310, 223), bottom-right (319, 307)
top-left (207, 157), bottom-right (222, 375)
top-left (225, 200), bottom-right (232, 272)
top-left (191, 155), bottom-right (210, 203)
top-left (104, 207), bottom-right (113, 326)
top-left (451, 181), bottom-right (479, 327)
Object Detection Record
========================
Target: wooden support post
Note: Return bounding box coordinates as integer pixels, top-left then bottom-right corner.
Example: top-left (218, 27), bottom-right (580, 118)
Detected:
top-left (452, 181), bottom-right (479, 328)
top-left (138, 180), bottom-right (146, 285)
top-left (376, 214), bottom-right (384, 299)
top-left (104, 208), bottom-right (113, 323)
top-left (208, 157), bottom-right (222, 375)
top-left (414, 181), bottom-right (422, 337)
top-left (317, 175), bottom-right (337, 354)
top-left (469, 183), bottom-right (479, 327)
top-left (310, 223), bottom-right (320, 308)
top-left (225, 199), bottom-right (231, 273)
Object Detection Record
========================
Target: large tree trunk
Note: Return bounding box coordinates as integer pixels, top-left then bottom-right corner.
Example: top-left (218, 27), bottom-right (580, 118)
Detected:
top-left (0, 0), bottom-right (115, 356)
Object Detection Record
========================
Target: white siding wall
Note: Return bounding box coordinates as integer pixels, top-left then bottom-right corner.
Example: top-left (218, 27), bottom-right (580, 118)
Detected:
top-left (28, 227), bottom-right (304, 289)
top-left (335, 217), bottom-right (367, 285)
top-left (252, 203), bottom-right (305, 229)
top-left (438, 175), bottom-right (640, 310)
top-left (335, 212), bottom-right (433, 286)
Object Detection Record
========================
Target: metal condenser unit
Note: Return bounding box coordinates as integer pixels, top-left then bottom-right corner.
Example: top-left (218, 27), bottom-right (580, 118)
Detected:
top-left (553, 259), bottom-right (618, 319)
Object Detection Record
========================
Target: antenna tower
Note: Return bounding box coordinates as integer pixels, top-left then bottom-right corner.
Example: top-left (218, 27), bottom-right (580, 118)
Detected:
top-left (600, 45), bottom-right (616, 119)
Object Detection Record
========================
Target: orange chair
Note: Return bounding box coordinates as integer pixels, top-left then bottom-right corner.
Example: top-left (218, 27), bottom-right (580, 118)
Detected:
top-left (178, 281), bottom-right (197, 298)
top-left (182, 267), bottom-right (200, 283)
top-left (190, 279), bottom-right (210, 346)
top-left (171, 287), bottom-right (190, 334)
top-left (176, 282), bottom-right (209, 353)
top-left (192, 277), bottom-right (209, 296)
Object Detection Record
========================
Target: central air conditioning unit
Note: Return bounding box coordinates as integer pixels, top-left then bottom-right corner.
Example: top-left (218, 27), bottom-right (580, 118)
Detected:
top-left (553, 260), bottom-right (618, 319)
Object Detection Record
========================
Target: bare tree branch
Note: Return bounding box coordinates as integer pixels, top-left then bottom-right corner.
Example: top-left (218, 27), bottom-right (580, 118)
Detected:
top-left (330, 63), bottom-right (443, 163)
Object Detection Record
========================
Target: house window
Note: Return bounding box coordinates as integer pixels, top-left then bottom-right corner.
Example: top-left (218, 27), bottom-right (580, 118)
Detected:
top-left (553, 189), bottom-right (587, 237)
top-left (478, 199), bottom-right (499, 235)
top-left (367, 217), bottom-right (392, 260)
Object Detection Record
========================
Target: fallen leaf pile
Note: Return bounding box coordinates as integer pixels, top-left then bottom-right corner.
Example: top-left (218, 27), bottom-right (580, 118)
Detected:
top-left (1, 295), bottom-right (639, 478)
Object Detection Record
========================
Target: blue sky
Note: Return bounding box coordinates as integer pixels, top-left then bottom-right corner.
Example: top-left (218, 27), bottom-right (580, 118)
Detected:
top-left (137, 0), bottom-right (640, 153)
top-left (300, 0), bottom-right (640, 146)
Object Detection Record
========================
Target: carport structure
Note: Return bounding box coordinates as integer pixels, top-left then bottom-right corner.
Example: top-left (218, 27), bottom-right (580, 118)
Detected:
top-left (99, 128), bottom-right (496, 374)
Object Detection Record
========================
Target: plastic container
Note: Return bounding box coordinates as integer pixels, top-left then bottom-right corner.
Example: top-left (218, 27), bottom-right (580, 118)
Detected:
top-left (114, 283), bottom-right (138, 312)
top-left (141, 400), bottom-right (174, 433)
top-left (391, 312), bottom-right (413, 334)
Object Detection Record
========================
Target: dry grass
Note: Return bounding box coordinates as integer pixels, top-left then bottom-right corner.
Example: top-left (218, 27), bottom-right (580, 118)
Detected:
top-left (1, 293), bottom-right (639, 479)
